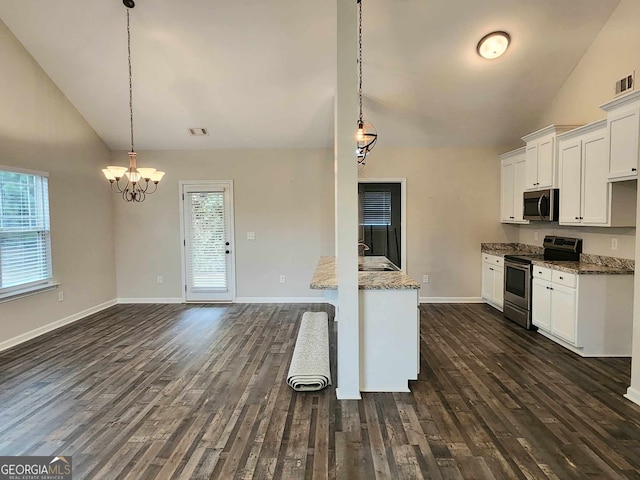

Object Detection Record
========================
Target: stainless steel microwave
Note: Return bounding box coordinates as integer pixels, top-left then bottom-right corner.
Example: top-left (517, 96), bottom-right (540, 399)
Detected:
top-left (523, 189), bottom-right (559, 221)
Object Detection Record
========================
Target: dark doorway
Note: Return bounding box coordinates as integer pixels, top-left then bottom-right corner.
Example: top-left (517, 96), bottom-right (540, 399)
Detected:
top-left (358, 182), bottom-right (402, 267)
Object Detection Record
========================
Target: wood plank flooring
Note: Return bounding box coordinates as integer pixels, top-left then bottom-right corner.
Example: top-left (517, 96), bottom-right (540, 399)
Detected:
top-left (1, 302), bottom-right (640, 479)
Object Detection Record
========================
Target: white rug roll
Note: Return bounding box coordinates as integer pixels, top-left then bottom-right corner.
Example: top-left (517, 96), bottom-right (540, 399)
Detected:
top-left (287, 311), bottom-right (331, 392)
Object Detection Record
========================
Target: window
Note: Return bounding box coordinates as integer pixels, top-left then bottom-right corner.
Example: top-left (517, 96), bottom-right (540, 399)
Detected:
top-left (0, 167), bottom-right (52, 294)
top-left (361, 190), bottom-right (391, 226)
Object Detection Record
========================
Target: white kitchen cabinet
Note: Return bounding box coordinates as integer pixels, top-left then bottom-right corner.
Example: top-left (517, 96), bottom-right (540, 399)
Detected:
top-left (522, 125), bottom-right (581, 191)
top-left (558, 121), bottom-right (636, 227)
top-left (600, 90), bottom-right (640, 181)
top-left (481, 254), bottom-right (504, 311)
top-left (550, 283), bottom-right (577, 344)
top-left (531, 278), bottom-right (552, 332)
top-left (500, 148), bottom-right (529, 224)
top-left (531, 266), bottom-right (634, 356)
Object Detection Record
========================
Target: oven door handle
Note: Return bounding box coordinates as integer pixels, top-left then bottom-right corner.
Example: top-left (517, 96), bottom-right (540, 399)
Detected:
top-left (505, 262), bottom-right (531, 273)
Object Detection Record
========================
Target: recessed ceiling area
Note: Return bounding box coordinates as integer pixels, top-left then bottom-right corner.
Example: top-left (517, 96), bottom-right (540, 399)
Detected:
top-left (0, 0), bottom-right (621, 150)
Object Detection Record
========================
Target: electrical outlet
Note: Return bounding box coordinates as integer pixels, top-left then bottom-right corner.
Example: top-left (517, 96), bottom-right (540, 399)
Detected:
top-left (58, 291), bottom-right (64, 302)
top-left (279, 275), bottom-right (286, 284)
top-left (612, 238), bottom-right (618, 250)
top-left (423, 275), bottom-right (430, 284)
top-left (247, 232), bottom-right (255, 240)
top-left (534, 231), bottom-right (539, 241)
top-left (156, 276), bottom-right (163, 284)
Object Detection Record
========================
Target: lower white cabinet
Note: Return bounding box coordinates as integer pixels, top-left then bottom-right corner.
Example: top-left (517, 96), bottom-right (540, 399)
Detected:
top-left (481, 254), bottom-right (504, 311)
top-left (531, 265), bottom-right (633, 356)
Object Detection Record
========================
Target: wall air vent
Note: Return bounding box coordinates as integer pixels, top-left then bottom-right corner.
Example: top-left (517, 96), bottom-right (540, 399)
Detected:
top-left (615, 72), bottom-right (635, 96)
top-left (188, 128), bottom-right (209, 136)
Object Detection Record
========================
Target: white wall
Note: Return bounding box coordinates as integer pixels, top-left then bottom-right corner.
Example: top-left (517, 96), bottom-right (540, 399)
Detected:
top-left (359, 147), bottom-right (518, 300)
top-left (0, 20), bottom-right (116, 347)
top-left (112, 149), bottom-right (334, 301)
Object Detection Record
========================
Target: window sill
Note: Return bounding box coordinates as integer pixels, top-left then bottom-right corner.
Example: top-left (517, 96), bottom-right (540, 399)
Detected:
top-left (0, 283), bottom-right (59, 304)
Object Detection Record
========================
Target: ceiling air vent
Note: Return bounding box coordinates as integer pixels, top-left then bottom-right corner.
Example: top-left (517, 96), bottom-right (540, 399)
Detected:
top-left (188, 128), bottom-right (209, 136)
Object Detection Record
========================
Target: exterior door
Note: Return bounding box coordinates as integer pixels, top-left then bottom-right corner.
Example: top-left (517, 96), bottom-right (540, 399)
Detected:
top-left (182, 182), bottom-right (235, 302)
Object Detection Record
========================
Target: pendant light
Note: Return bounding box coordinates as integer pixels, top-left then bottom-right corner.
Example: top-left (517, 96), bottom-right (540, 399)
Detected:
top-left (102, 0), bottom-right (165, 202)
top-left (356, 0), bottom-right (377, 168)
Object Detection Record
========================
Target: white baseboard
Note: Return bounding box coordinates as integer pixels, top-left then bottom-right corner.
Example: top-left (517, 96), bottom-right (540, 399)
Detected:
top-left (234, 297), bottom-right (327, 304)
top-left (624, 386), bottom-right (640, 407)
top-left (420, 297), bottom-right (483, 304)
top-left (0, 299), bottom-right (117, 353)
top-left (117, 298), bottom-right (184, 304)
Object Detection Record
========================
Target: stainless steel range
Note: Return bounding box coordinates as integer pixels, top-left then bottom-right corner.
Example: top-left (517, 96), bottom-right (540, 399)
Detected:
top-left (503, 236), bottom-right (582, 329)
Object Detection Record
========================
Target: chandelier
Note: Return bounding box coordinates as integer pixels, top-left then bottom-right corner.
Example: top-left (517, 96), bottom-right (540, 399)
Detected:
top-left (356, 0), bottom-right (377, 168)
top-left (102, 0), bottom-right (164, 202)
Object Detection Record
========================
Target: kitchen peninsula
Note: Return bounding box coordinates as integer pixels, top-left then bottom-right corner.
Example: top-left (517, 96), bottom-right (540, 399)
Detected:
top-left (310, 256), bottom-right (420, 392)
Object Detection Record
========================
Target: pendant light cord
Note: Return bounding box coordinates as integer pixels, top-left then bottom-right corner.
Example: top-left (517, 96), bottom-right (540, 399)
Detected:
top-left (358, 0), bottom-right (363, 125)
top-left (127, 9), bottom-right (135, 153)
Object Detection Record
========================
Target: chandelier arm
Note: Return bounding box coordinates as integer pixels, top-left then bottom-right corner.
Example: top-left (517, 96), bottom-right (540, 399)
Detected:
top-left (145, 181), bottom-right (158, 195)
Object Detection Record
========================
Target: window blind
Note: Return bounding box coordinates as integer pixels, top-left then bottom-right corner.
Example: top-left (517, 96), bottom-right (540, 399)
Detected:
top-left (361, 190), bottom-right (392, 226)
top-left (187, 191), bottom-right (227, 290)
top-left (0, 169), bottom-right (52, 293)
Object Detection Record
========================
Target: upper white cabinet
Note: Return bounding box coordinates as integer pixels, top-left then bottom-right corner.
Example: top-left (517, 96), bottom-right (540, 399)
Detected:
top-left (522, 125), bottom-right (581, 191)
top-left (500, 148), bottom-right (529, 224)
top-left (600, 90), bottom-right (640, 181)
top-left (558, 121), bottom-right (636, 227)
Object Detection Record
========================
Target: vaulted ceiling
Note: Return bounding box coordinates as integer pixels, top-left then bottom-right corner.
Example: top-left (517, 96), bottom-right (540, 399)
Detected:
top-left (0, 0), bottom-right (621, 150)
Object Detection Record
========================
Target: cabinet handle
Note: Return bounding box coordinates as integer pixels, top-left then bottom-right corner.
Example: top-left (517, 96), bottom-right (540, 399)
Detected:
top-left (489, 267), bottom-right (494, 271)
top-left (559, 276), bottom-right (563, 280)
top-left (575, 217), bottom-right (579, 220)
top-left (580, 217), bottom-right (583, 220)
top-left (632, 168), bottom-right (637, 172)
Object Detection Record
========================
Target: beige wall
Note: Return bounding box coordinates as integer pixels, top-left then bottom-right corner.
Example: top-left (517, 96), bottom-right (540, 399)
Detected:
top-left (112, 149), bottom-right (334, 300)
top-left (537, 0), bottom-right (640, 128)
top-left (0, 20), bottom-right (116, 346)
top-left (359, 147), bottom-right (518, 299)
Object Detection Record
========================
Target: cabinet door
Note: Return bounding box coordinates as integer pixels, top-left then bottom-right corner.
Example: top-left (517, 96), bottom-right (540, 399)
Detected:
top-left (551, 284), bottom-right (577, 345)
top-left (501, 160), bottom-right (515, 221)
top-left (492, 266), bottom-right (504, 307)
top-left (513, 157), bottom-right (528, 222)
top-left (581, 131), bottom-right (609, 225)
top-left (558, 139), bottom-right (582, 225)
top-left (481, 261), bottom-right (494, 301)
top-left (525, 144), bottom-right (539, 190)
top-left (532, 278), bottom-right (552, 332)
top-left (608, 106), bottom-right (640, 180)
top-left (537, 137), bottom-right (555, 188)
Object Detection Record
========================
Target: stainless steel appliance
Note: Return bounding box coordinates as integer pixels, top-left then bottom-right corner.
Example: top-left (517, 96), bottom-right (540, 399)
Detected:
top-left (503, 235), bottom-right (582, 329)
top-left (523, 189), bottom-right (559, 221)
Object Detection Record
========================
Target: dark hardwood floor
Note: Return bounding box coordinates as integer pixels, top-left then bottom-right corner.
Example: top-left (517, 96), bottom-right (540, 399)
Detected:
top-left (1, 302), bottom-right (640, 479)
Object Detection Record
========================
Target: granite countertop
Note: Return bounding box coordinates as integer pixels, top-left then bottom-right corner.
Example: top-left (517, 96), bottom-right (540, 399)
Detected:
top-left (481, 243), bottom-right (634, 275)
top-left (310, 256), bottom-right (420, 290)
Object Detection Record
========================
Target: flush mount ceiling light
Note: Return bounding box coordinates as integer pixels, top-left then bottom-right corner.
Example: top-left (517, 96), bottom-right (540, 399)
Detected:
top-left (355, 0), bottom-right (377, 169)
top-left (102, 0), bottom-right (165, 202)
top-left (477, 31), bottom-right (511, 59)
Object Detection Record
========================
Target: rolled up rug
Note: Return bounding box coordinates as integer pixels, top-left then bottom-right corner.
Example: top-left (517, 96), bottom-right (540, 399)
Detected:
top-left (287, 311), bottom-right (331, 392)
